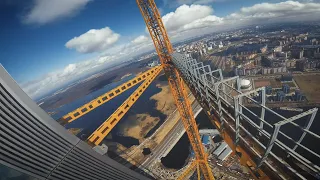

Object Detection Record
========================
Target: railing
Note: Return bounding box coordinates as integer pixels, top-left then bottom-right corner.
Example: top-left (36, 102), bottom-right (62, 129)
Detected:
top-left (171, 52), bottom-right (320, 180)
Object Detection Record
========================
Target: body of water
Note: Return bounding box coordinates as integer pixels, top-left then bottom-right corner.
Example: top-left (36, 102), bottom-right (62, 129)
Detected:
top-left (48, 74), bottom-right (168, 148)
top-left (47, 73), bottom-right (319, 174)
top-left (161, 110), bottom-right (214, 169)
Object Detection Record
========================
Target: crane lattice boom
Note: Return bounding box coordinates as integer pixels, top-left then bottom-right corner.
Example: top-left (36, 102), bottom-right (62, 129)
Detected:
top-left (136, 0), bottom-right (214, 179)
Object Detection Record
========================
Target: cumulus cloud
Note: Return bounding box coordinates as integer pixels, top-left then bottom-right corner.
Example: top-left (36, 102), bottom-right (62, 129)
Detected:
top-left (21, 55), bottom-right (117, 98)
top-left (163, 4), bottom-right (215, 32)
top-left (102, 35), bottom-right (154, 59)
top-left (22, 0), bottom-right (320, 98)
top-left (160, 1), bottom-right (320, 39)
top-left (64, 1), bottom-right (320, 55)
top-left (65, 27), bottom-right (120, 53)
top-left (226, 1), bottom-right (320, 23)
top-left (132, 35), bottom-right (149, 44)
top-left (163, 0), bottom-right (222, 8)
top-left (23, 33), bottom-right (153, 98)
top-left (23, 0), bottom-right (91, 25)
top-left (176, 0), bottom-right (216, 5)
top-left (159, 4), bottom-right (223, 39)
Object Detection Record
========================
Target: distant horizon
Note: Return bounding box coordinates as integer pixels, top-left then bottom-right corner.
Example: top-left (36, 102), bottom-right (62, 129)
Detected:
top-left (32, 22), bottom-right (315, 101)
top-left (3, 21), bottom-right (320, 101)
top-left (1, 0), bottom-right (320, 98)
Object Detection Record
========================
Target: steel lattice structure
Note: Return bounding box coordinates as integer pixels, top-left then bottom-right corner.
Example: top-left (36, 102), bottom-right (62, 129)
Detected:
top-left (87, 66), bottom-right (163, 145)
top-left (136, 0), bottom-right (214, 179)
top-left (58, 66), bottom-right (163, 125)
top-left (171, 52), bottom-right (320, 179)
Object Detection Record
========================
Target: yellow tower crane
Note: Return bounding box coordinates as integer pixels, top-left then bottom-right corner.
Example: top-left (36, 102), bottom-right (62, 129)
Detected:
top-left (136, 0), bottom-right (214, 179)
top-left (57, 0), bottom-right (215, 179)
top-left (53, 1), bottom-right (319, 180)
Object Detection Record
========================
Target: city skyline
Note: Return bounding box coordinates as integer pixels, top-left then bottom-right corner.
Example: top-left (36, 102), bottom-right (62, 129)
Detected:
top-left (1, 0), bottom-right (320, 99)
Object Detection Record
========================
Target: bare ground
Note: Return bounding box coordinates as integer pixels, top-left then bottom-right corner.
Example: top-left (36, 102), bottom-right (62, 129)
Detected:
top-left (119, 83), bottom-right (176, 142)
top-left (151, 83), bottom-right (176, 115)
top-left (294, 75), bottom-right (320, 102)
top-left (117, 93), bottom-right (196, 166)
top-left (120, 114), bottom-right (160, 141)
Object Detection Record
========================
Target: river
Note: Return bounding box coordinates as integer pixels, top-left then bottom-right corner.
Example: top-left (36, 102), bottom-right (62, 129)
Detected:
top-left (48, 74), bottom-right (168, 148)
top-left (46, 74), bottom-right (319, 172)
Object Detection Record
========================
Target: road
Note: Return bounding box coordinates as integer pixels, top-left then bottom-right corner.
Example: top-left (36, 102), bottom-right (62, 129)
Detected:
top-left (140, 102), bottom-right (203, 169)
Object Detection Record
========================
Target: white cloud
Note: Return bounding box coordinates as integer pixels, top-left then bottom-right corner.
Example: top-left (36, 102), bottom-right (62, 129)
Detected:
top-left (176, 0), bottom-right (216, 5)
top-left (65, 27), bottom-right (120, 53)
top-left (163, 0), bottom-right (222, 8)
top-left (102, 35), bottom-right (154, 59)
top-left (22, 55), bottom-right (117, 98)
top-left (160, 1), bottom-right (320, 39)
top-left (21, 0), bottom-right (320, 98)
top-left (132, 35), bottom-right (149, 44)
top-left (23, 33), bottom-right (153, 98)
top-left (23, 0), bottom-right (91, 25)
top-left (159, 4), bottom-right (223, 40)
top-left (98, 56), bottom-right (116, 64)
top-left (226, 1), bottom-right (320, 23)
top-left (162, 4), bottom-right (215, 32)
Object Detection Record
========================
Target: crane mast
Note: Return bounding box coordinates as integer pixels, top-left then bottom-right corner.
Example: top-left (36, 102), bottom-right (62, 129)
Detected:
top-left (136, 0), bottom-right (214, 179)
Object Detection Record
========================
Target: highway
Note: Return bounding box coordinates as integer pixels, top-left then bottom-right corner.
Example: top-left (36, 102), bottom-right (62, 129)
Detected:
top-left (140, 102), bottom-right (203, 169)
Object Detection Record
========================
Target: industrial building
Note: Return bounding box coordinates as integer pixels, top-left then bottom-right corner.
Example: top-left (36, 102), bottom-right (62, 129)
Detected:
top-left (212, 141), bottom-right (233, 161)
top-left (213, 142), bottom-right (228, 156)
top-left (218, 148), bottom-right (233, 161)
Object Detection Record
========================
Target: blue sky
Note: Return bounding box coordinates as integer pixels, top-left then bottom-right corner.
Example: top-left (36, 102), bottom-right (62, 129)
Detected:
top-left (1, 0), bottom-right (320, 99)
top-left (0, 0), bottom-right (147, 82)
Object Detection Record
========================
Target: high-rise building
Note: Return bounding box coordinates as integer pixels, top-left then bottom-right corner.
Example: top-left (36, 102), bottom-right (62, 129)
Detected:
top-left (294, 89), bottom-right (304, 101)
top-left (282, 84), bottom-right (290, 94)
top-left (0, 65), bottom-right (149, 180)
top-left (276, 91), bottom-right (286, 102)
top-left (266, 86), bottom-right (273, 95)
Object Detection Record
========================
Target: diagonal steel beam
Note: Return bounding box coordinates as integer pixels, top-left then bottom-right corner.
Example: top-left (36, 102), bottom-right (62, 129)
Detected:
top-left (87, 66), bottom-right (162, 146)
top-left (58, 66), bottom-right (162, 125)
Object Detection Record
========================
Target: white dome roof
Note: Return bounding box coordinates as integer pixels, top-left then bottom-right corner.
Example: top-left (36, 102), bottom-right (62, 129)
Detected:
top-left (240, 79), bottom-right (251, 89)
top-left (240, 79), bottom-right (251, 88)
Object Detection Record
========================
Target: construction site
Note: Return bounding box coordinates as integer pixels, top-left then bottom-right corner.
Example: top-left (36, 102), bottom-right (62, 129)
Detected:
top-left (1, 0), bottom-right (320, 180)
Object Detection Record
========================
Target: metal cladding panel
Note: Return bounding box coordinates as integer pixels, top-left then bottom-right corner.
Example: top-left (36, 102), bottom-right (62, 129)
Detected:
top-left (0, 65), bottom-right (149, 180)
top-left (48, 141), bottom-right (145, 180)
top-left (0, 66), bottom-right (77, 179)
